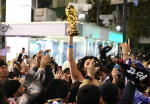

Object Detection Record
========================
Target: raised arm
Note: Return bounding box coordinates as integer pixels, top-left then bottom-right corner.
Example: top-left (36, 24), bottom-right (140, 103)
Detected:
top-left (103, 45), bottom-right (113, 53)
top-left (17, 55), bottom-right (51, 104)
top-left (67, 26), bottom-right (84, 83)
top-left (17, 49), bottom-right (24, 63)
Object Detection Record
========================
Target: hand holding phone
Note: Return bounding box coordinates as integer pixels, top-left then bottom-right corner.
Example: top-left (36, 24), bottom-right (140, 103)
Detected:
top-left (57, 66), bottom-right (63, 76)
top-left (43, 49), bottom-right (51, 56)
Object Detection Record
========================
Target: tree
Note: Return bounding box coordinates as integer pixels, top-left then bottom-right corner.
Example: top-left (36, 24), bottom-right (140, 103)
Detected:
top-left (87, 0), bottom-right (115, 26)
top-left (126, 0), bottom-right (150, 52)
top-left (127, 0), bottom-right (150, 38)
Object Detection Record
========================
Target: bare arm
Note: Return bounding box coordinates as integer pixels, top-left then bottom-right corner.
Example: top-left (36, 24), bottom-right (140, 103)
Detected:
top-left (67, 26), bottom-right (84, 83)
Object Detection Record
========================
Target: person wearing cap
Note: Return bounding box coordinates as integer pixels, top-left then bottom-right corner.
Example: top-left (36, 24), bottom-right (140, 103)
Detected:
top-left (0, 59), bottom-right (9, 84)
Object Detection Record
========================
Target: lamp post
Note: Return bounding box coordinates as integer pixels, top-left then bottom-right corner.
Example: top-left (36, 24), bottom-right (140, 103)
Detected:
top-left (123, 0), bottom-right (127, 42)
top-left (97, 0), bottom-right (100, 26)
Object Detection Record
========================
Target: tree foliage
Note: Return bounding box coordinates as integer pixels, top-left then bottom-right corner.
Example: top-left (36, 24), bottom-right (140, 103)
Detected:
top-left (127, 0), bottom-right (150, 38)
top-left (87, 0), bottom-right (115, 26)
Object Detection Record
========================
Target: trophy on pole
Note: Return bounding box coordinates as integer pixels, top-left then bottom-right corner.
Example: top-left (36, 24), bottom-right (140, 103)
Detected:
top-left (65, 5), bottom-right (79, 36)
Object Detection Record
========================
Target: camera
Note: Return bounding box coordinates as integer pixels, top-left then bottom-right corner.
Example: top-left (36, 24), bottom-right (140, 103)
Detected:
top-left (43, 51), bottom-right (50, 56)
top-left (93, 60), bottom-right (101, 67)
top-left (50, 57), bottom-right (54, 65)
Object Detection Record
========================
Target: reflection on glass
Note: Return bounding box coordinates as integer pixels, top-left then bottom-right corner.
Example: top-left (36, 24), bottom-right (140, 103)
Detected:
top-left (30, 37), bottom-right (86, 65)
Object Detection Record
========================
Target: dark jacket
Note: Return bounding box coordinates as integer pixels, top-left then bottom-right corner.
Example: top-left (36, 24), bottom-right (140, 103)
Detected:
top-left (117, 82), bottom-right (136, 104)
top-left (100, 46), bottom-right (112, 60)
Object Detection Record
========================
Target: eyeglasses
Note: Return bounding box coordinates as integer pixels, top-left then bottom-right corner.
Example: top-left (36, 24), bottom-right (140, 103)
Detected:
top-left (0, 66), bottom-right (8, 70)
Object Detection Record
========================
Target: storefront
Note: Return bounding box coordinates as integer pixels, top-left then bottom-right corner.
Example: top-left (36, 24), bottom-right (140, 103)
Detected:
top-left (2, 22), bottom-right (123, 66)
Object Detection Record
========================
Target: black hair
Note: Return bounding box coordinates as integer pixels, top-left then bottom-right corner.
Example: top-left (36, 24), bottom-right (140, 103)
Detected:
top-left (95, 66), bottom-right (109, 80)
top-left (23, 55), bottom-right (29, 59)
top-left (77, 84), bottom-right (101, 104)
top-left (13, 61), bottom-right (21, 69)
top-left (64, 68), bottom-right (70, 74)
top-left (32, 54), bottom-right (37, 59)
top-left (68, 81), bottom-right (82, 103)
top-left (99, 82), bottom-right (119, 104)
top-left (99, 44), bottom-right (103, 49)
top-left (136, 83), bottom-right (148, 93)
top-left (2, 80), bottom-right (20, 98)
top-left (0, 59), bottom-right (7, 67)
top-left (43, 65), bottom-right (54, 87)
top-left (44, 79), bottom-right (69, 101)
top-left (77, 56), bottom-right (99, 77)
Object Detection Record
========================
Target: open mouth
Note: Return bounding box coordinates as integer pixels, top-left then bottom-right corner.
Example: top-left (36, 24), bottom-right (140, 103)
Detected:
top-left (1, 71), bottom-right (8, 76)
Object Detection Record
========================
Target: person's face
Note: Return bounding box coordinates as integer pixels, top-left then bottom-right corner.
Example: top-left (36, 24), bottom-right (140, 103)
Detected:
top-left (13, 63), bottom-right (20, 69)
top-left (100, 45), bottom-right (103, 49)
top-left (99, 71), bottom-right (107, 81)
top-left (84, 59), bottom-right (92, 75)
top-left (22, 66), bottom-right (30, 73)
top-left (0, 65), bottom-right (8, 77)
top-left (63, 73), bottom-right (70, 82)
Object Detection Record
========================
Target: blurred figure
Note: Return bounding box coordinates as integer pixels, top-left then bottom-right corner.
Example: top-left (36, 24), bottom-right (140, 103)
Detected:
top-left (99, 82), bottom-right (119, 104)
top-left (0, 60), bottom-right (9, 84)
top-left (44, 79), bottom-right (70, 103)
top-left (0, 88), bottom-right (8, 104)
top-left (2, 80), bottom-right (25, 104)
top-left (77, 85), bottom-right (101, 104)
top-left (99, 44), bottom-right (113, 60)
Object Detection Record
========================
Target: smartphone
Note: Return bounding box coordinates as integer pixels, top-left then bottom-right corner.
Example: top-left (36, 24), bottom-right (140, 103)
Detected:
top-left (43, 50), bottom-right (50, 56)
top-left (20, 75), bottom-right (26, 79)
top-left (57, 66), bottom-right (63, 75)
top-left (57, 66), bottom-right (62, 71)
top-left (47, 98), bottom-right (63, 104)
top-left (93, 60), bottom-right (101, 67)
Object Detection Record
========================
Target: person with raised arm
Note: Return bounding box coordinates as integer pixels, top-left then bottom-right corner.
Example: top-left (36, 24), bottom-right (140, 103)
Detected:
top-left (66, 26), bottom-right (102, 86)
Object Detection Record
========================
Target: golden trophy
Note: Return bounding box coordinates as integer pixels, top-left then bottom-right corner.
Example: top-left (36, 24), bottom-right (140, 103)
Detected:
top-left (65, 5), bottom-right (79, 36)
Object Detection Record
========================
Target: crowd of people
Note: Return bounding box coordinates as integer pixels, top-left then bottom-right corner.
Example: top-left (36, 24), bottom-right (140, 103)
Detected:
top-left (0, 26), bottom-right (150, 104)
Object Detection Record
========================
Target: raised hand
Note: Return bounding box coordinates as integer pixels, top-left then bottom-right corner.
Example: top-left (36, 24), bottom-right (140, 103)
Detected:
top-left (121, 39), bottom-right (131, 59)
top-left (66, 25), bottom-right (72, 36)
top-left (35, 50), bottom-right (43, 68)
top-left (87, 59), bottom-right (100, 79)
top-left (111, 68), bottom-right (119, 84)
top-left (40, 55), bottom-right (51, 70)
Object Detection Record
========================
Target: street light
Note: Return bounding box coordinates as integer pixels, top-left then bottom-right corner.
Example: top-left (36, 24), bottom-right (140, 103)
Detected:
top-left (0, 24), bottom-right (9, 32)
top-left (116, 25), bottom-right (121, 31)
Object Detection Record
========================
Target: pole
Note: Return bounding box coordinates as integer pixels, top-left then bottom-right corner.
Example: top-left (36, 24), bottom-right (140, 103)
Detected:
top-left (97, 0), bottom-right (100, 26)
top-left (123, 0), bottom-right (127, 42)
top-left (36, 0), bottom-right (38, 8)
